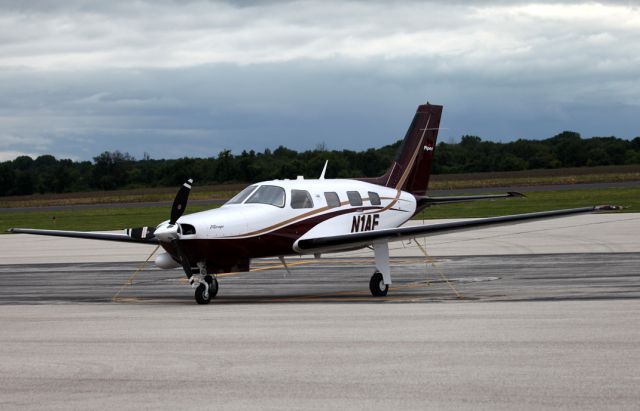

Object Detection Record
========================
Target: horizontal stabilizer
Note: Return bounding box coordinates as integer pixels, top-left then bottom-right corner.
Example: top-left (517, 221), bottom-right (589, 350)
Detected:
top-left (417, 192), bottom-right (525, 209)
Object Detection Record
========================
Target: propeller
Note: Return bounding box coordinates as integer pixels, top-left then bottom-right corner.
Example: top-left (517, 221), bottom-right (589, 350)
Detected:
top-left (125, 178), bottom-right (194, 241)
top-left (124, 178), bottom-right (196, 278)
top-left (170, 178), bottom-right (193, 225)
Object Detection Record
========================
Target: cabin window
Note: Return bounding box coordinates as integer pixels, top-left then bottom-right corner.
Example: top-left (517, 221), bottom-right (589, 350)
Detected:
top-left (347, 191), bottom-right (363, 206)
top-left (291, 189), bottom-right (314, 209)
top-left (368, 191), bottom-right (381, 206)
top-left (324, 192), bottom-right (341, 208)
top-left (226, 185), bottom-right (257, 205)
top-left (246, 185), bottom-right (286, 207)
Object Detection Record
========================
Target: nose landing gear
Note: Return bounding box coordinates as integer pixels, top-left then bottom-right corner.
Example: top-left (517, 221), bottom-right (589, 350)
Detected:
top-left (193, 274), bottom-right (219, 304)
top-left (194, 282), bottom-right (210, 305)
top-left (192, 263), bottom-right (219, 305)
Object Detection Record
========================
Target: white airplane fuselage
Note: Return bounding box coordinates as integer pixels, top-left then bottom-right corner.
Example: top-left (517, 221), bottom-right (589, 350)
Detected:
top-left (153, 178), bottom-right (416, 273)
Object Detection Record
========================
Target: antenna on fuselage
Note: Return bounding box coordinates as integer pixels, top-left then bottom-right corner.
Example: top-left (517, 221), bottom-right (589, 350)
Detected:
top-left (319, 160), bottom-right (329, 180)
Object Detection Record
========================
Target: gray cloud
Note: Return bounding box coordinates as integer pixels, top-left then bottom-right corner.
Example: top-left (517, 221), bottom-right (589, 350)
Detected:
top-left (0, 1), bottom-right (638, 161)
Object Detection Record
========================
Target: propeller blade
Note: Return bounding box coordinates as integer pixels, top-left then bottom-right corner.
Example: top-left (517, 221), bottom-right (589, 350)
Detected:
top-left (170, 178), bottom-right (193, 225)
top-left (172, 239), bottom-right (194, 279)
top-left (125, 226), bottom-right (156, 240)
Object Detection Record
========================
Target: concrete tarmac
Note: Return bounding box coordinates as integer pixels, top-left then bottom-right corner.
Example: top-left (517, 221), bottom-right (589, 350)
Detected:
top-left (0, 254), bottom-right (639, 410)
top-left (0, 253), bottom-right (639, 304)
top-left (1, 300), bottom-right (638, 410)
top-left (1, 213), bottom-right (639, 410)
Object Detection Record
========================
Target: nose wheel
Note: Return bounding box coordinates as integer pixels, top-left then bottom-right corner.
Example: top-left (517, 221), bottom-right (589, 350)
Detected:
top-left (369, 271), bottom-right (388, 297)
top-left (194, 274), bottom-right (219, 304)
top-left (204, 274), bottom-right (218, 298)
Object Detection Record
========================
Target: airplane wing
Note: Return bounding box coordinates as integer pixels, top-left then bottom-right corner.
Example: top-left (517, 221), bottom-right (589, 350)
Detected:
top-left (6, 228), bottom-right (159, 244)
top-left (295, 205), bottom-right (619, 253)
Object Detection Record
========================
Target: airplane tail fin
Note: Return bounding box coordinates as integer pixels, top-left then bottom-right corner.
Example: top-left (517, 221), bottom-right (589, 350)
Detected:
top-left (361, 103), bottom-right (442, 196)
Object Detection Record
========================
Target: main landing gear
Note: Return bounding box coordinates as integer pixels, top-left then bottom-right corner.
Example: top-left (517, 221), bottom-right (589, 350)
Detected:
top-left (369, 242), bottom-right (391, 297)
top-left (369, 271), bottom-right (389, 297)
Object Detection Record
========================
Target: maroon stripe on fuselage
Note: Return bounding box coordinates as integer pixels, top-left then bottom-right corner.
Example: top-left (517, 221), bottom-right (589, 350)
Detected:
top-left (161, 206), bottom-right (382, 273)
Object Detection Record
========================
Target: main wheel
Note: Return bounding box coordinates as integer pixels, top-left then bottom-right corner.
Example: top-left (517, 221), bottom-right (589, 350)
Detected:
top-left (194, 283), bottom-right (211, 305)
top-left (204, 275), bottom-right (219, 299)
top-left (369, 271), bottom-right (388, 297)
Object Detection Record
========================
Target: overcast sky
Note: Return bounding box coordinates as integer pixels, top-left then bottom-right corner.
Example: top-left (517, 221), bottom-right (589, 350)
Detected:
top-left (0, 0), bottom-right (638, 161)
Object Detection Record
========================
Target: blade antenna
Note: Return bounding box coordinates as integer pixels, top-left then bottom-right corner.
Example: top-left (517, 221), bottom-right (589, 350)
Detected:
top-left (319, 160), bottom-right (328, 180)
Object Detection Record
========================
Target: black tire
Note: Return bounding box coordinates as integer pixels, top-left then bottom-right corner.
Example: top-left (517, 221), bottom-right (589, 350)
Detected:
top-left (369, 271), bottom-right (388, 297)
top-left (204, 275), bottom-right (219, 299)
top-left (194, 283), bottom-right (211, 305)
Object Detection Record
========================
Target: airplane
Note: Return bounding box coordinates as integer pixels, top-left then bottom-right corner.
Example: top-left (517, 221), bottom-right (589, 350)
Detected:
top-left (8, 103), bottom-right (619, 304)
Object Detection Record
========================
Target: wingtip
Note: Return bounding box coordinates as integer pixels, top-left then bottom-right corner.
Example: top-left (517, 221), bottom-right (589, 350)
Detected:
top-left (507, 192), bottom-right (526, 198)
top-left (594, 205), bottom-right (623, 211)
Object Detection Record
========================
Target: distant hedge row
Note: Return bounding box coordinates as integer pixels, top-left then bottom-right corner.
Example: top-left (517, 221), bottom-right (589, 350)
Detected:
top-left (1, 131), bottom-right (639, 196)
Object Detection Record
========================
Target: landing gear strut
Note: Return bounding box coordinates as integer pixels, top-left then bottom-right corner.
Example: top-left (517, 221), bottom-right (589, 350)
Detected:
top-left (370, 242), bottom-right (390, 297)
top-left (369, 271), bottom-right (388, 297)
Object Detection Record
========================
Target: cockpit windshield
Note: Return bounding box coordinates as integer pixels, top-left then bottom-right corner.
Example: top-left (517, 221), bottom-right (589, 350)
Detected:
top-left (245, 185), bottom-right (286, 207)
top-left (225, 185), bottom-right (257, 205)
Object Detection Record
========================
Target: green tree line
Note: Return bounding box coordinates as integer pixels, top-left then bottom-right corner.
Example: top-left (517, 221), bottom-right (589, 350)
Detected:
top-left (1, 131), bottom-right (639, 196)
